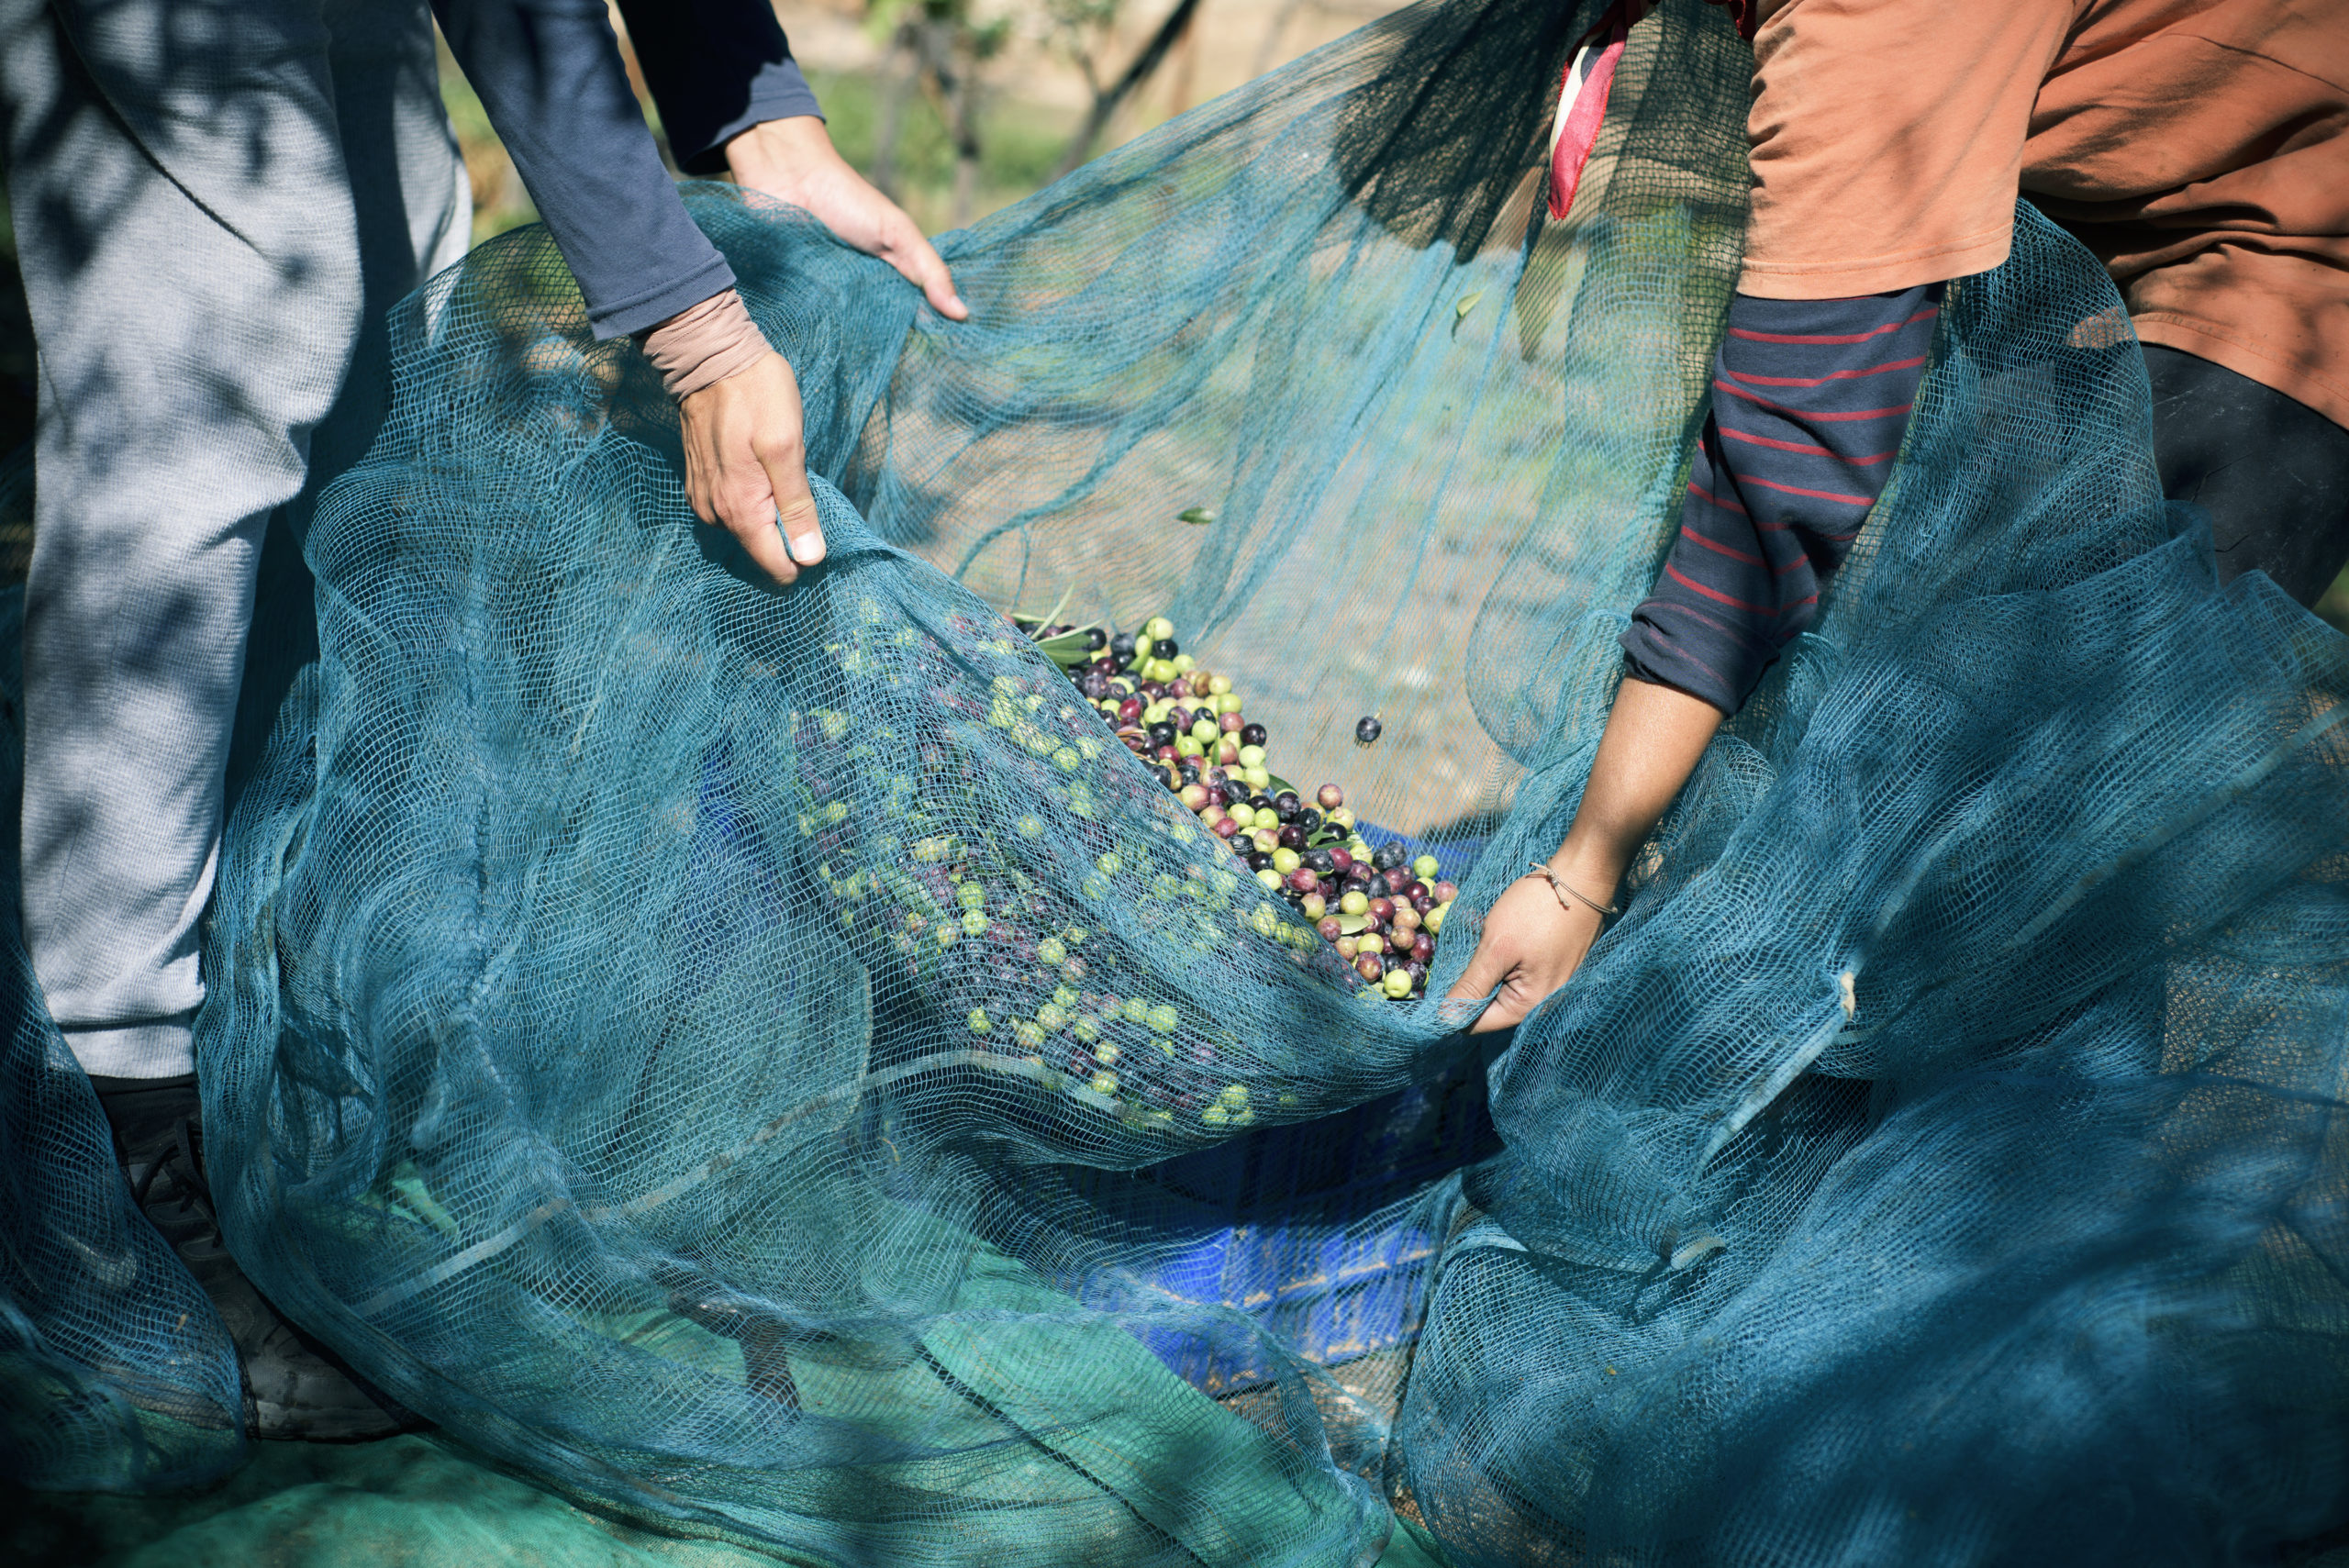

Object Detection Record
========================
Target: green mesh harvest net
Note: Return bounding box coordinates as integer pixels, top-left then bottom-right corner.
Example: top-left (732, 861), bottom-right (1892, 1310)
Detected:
top-left (7, 0), bottom-right (2349, 1562)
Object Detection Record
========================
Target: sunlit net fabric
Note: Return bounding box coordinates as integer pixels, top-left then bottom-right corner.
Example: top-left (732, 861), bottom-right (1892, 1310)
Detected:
top-left (6, 0), bottom-right (2349, 1559)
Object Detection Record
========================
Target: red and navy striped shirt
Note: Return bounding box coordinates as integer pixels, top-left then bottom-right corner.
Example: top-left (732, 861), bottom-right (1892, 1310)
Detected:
top-left (1621, 284), bottom-right (1941, 714)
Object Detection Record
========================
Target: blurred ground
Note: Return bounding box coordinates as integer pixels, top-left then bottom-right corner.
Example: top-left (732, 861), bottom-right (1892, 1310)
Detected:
top-left (1, 0), bottom-right (2345, 626)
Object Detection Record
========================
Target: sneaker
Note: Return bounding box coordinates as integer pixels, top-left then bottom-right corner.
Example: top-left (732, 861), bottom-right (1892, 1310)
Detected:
top-left (95, 1073), bottom-right (429, 1441)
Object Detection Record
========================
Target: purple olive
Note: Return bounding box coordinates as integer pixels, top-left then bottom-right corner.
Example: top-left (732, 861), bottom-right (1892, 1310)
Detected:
top-left (1411, 890), bottom-right (1434, 914)
top-left (1147, 720), bottom-right (1177, 747)
top-left (1328, 848), bottom-right (1354, 875)
top-left (1240, 722), bottom-right (1268, 748)
top-left (1276, 824), bottom-right (1305, 851)
top-left (1410, 932), bottom-right (1435, 963)
top-left (1179, 783), bottom-right (1208, 811)
top-left (1288, 868), bottom-right (1319, 895)
top-left (1355, 955), bottom-right (1384, 983)
top-left (1211, 817), bottom-right (1241, 840)
top-left (1344, 862), bottom-right (1374, 887)
top-left (1318, 784), bottom-right (1344, 810)
top-left (1219, 711), bottom-right (1244, 734)
top-left (1274, 791), bottom-right (1301, 820)
top-left (1118, 696), bottom-right (1143, 726)
top-left (1433, 880), bottom-right (1459, 905)
top-left (1318, 917), bottom-right (1344, 942)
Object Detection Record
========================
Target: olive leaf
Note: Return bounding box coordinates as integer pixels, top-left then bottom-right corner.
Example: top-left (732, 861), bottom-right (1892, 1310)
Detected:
top-left (1033, 627), bottom-right (1102, 668)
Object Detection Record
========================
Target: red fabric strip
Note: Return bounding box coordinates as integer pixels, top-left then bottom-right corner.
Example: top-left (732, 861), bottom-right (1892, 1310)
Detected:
top-left (1726, 307), bottom-right (1941, 347)
top-left (1687, 480), bottom-right (1748, 516)
top-left (1721, 354), bottom-right (1929, 389)
top-left (1664, 562), bottom-right (1779, 616)
top-left (1678, 525), bottom-right (1765, 566)
top-left (1742, 473), bottom-right (1875, 506)
top-left (1715, 378), bottom-right (1915, 422)
top-left (1719, 427), bottom-right (1900, 464)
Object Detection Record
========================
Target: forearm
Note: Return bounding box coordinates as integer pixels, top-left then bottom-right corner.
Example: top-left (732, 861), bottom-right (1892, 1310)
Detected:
top-left (1548, 678), bottom-right (1724, 899)
top-left (432, 0), bottom-right (734, 338)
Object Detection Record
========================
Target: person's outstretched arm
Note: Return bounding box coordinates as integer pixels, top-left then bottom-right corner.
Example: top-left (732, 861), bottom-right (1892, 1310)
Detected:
top-left (1450, 285), bottom-right (1937, 1032)
top-left (432, 0), bottom-right (822, 583)
top-left (611, 0), bottom-right (967, 321)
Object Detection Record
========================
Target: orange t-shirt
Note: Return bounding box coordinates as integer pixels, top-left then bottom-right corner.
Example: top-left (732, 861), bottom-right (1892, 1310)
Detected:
top-left (1738, 0), bottom-right (2349, 429)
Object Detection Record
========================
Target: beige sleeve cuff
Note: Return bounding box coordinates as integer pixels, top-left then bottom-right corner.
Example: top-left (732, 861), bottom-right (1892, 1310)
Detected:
top-left (639, 289), bottom-right (774, 400)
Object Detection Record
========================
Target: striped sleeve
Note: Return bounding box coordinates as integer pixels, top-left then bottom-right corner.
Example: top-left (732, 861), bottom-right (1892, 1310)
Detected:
top-left (1620, 283), bottom-right (1941, 714)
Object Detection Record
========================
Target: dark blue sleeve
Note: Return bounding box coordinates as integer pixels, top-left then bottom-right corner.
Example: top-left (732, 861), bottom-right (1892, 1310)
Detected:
top-left (612, 0), bottom-right (824, 176)
top-left (1620, 284), bottom-right (1942, 714)
top-left (432, 0), bottom-right (735, 339)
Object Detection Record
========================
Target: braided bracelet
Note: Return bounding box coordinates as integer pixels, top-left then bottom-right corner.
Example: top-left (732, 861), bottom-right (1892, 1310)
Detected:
top-left (1524, 862), bottom-right (1621, 919)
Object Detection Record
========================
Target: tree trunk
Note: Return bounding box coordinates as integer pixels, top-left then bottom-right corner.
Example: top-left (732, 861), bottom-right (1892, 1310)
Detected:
top-left (1052, 0), bottom-right (1204, 180)
top-left (949, 49), bottom-right (982, 228)
top-left (872, 23), bottom-right (924, 199)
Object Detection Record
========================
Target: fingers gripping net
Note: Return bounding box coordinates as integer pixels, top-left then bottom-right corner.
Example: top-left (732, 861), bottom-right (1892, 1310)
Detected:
top-left (5, 0), bottom-right (2349, 1562)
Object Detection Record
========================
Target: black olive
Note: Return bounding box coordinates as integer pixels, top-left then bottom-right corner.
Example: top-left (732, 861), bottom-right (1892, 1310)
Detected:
top-left (1354, 715), bottom-right (1383, 747)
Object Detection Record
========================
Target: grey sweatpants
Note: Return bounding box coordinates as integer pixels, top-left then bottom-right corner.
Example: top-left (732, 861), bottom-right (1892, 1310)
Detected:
top-left (2, 0), bottom-right (470, 1077)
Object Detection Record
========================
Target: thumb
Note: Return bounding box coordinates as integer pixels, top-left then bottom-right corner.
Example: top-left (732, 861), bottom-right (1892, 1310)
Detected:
top-left (1447, 936), bottom-right (1520, 1034)
top-left (764, 452), bottom-right (826, 571)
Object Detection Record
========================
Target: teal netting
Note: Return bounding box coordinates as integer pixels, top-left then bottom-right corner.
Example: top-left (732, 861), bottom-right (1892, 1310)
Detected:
top-left (9, 0), bottom-right (2349, 1562)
